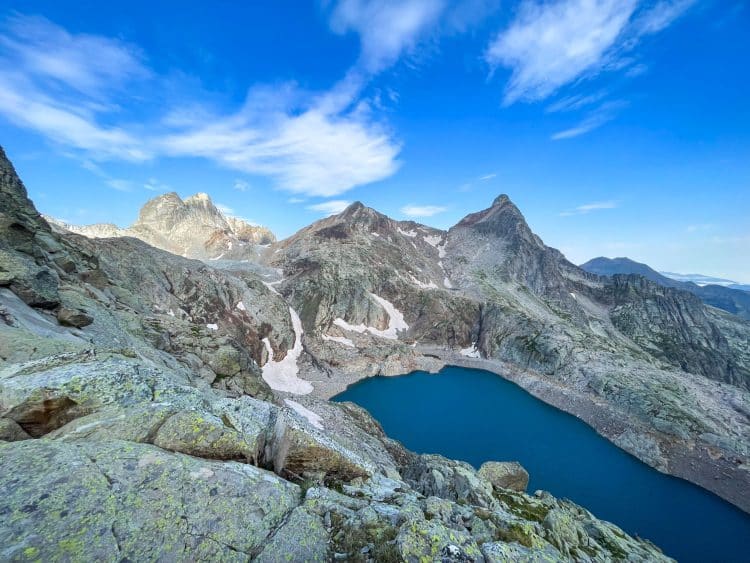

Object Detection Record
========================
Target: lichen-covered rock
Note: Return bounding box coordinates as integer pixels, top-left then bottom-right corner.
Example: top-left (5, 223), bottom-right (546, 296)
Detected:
top-left (403, 453), bottom-right (496, 508)
top-left (481, 541), bottom-right (561, 562)
top-left (255, 507), bottom-right (328, 563)
top-left (0, 353), bottom-right (211, 437)
top-left (269, 408), bottom-right (373, 484)
top-left (396, 518), bottom-right (484, 562)
top-left (153, 409), bottom-right (259, 462)
top-left (48, 403), bottom-right (176, 444)
top-left (0, 439), bottom-right (301, 561)
top-left (0, 417), bottom-right (30, 441)
top-left (479, 461), bottom-right (530, 492)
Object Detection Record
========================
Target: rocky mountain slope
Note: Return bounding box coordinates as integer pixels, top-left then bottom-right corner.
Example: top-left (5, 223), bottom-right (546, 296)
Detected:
top-left (264, 195), bottom-right (750, 515)
top-left (581, 256), bottom-right (750, 320)
top-left (0, 148), bottom-right (681, 560)
top-left (46, 191), bottom-right (275, 261)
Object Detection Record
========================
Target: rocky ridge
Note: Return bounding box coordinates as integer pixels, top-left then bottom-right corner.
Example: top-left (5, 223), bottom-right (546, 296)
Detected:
top-left (46, 191), bottom-right (275, 261)
top-left (0, 147), bottom-right (677, 560)
top-left (581, 256), bottom-right (750, 320)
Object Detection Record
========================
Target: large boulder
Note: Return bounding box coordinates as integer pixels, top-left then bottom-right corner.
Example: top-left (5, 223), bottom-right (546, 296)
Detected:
top-left (478, 461), bottom-right (530, 492)
top-left (402, 453), bottom-right (496, 508)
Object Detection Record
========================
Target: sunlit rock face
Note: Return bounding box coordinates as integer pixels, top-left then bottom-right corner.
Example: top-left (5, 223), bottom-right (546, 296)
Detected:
top-left (46, 190), bottom-right (275, 260)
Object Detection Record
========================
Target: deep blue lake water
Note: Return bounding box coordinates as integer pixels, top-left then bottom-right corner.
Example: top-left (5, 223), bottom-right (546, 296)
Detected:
top-left (333, 366), bottom-right (750, 563)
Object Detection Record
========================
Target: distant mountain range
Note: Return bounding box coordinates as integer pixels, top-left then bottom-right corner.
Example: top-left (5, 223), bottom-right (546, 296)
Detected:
top-left (660, 271), bottom-right (750, 292)
top-left (580, 257), bottom-right (750, 320)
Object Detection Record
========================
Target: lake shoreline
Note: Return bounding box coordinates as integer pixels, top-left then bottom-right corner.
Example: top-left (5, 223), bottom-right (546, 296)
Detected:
top-left (304, 346), bottom-right (750, 515)
top-left (332, 365), bottom-right (750, 563)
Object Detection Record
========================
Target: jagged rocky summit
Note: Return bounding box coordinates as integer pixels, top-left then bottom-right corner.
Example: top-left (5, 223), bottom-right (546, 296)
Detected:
top-left (46, 190), bottom-right (275, 261)
top-left (0, 144), bottom-right (747, 560)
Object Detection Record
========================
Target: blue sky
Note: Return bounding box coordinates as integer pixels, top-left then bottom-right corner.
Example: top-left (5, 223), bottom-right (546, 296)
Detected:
top-left (1, 1), bottom-right (749, 281)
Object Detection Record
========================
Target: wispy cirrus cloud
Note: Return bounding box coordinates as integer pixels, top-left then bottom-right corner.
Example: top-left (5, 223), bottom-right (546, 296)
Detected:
top-left (551, 100), bottom-right (627, 139)
top-left (328, 0), bottom-right (501, 73)
top-left (478, 173), bottom-right (497, 181)
top-left (0, 14), bottom-right (152, 162)
top-left (307, 200), bottom-right (352, 215)
top-left (559, 200), bottom-right (618, 216)
top-left (400, 204), bottom-right (447, 217)
top-left (486, 0), bottom-right (695, 105)
top-left (329, 0), bottom-right (446, 73)
top-left (0, 12), bottom-right (405, 198)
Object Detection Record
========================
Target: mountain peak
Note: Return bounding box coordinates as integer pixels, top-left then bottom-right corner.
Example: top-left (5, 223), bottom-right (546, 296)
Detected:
top-left (338, 201), bottom-right (383, 224)
top-left (454, 194), bottom-right (528, 235)
top-left (184, 192), bottom-right (213, 206)
top-left (492, 194), bottom-right (511, 207)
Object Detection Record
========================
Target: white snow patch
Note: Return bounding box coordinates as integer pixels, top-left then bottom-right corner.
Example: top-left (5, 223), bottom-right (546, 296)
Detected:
top-left (227, 241), bottom-right (233, 250)
top-left (397, 227), bottom-right (417, 238)
top-left (210, 253), bottom-right (225, 261)
top-left (443, 277), bottom-right (453, 289)
top-left (570, 292), bottom-right (577, 300)
top-left (284, 399), bottom-right (323, 430)
top-left (423, 234), bottom-right (442, 247)
top-left (322, 334), bottom-right (355, 348)
top-left (460, 343), bottom-right (481, 358)
top-left (333, 293), bottom-right (409, 340)
top-left (263, 281), bottom-right (281, 295)
top-left (206, 323), bottom-right (218, 331)
top-left (261, 307), bottom-right (312, 394)
top-left (236, 301), bottom-right (246, 311)
top-left (371, 232), bottom-right (380, 237)
top-left (167, 309), bottom-right (175, 317)
top-left (435, 241), bottom-right (447, 258)
top-left (332, 318), bottom-right (368, 334)
top-left (409, 274), bottom-right (438, 290)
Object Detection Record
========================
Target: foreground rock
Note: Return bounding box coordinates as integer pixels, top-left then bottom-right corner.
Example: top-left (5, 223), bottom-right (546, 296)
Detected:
top-left (479, 461), bottom-right (530, 492)
top-left (0, 439), bottom-right (300, 561)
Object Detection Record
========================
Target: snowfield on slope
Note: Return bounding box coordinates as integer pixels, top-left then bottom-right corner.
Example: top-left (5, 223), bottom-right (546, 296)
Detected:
top-left (261, 307), bottom-right (312, 394)
top-left (333, 293), bottom-right (409, 340)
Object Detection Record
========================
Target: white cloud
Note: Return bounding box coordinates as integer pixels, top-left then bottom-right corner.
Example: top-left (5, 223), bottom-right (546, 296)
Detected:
top-left (144, 178), bottom-right (171, 192)
top-left (486, 0), bottom-right (637, 104)
top-left (631, 0), bottom-right (695, 36)
top-left (551, 100), bottom-right (626, 139)
top-left (0, 14), bottom-right (149, 97)
top-left (329, 0), bottom-right (447, 73)
top-left (546, 90), bottom-right (608, 112)
top-left (288, 197), bottom-right (306, 204)
top-left (478, 173), bottom-right (496, 180)
top-left (0, 13), bottom-right (402, 198)
top-left (686, 223), bottom-right (714, 233)
top-left (486, 0), bottom-right (695, 105)
top-left (308, 200), bottom-right (352, 215)
top-left (233, 179), bottom-right (250, 192)
top-left (400, 204), bottom-right (448, 217)
top-left (159, 90), bottom-right (401, 197)
top-left (560, 200), bottom-right (618, 216)
top-left (106, 179), bottom-right (133, 192)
